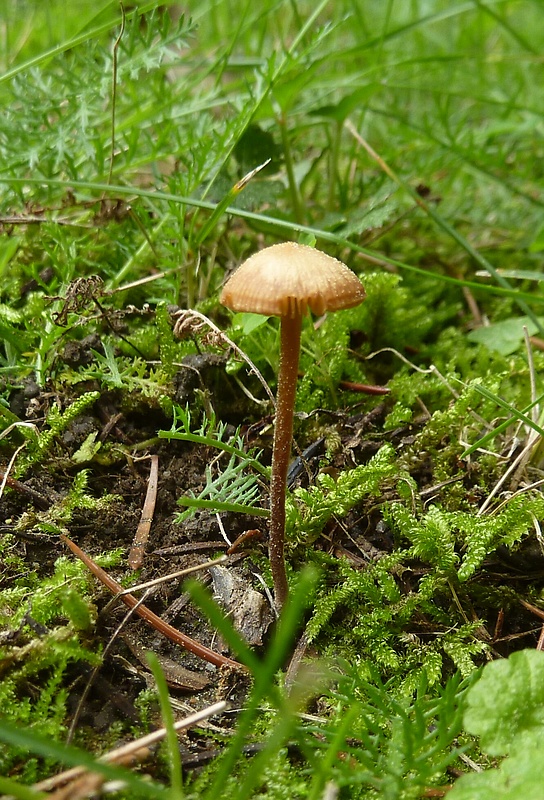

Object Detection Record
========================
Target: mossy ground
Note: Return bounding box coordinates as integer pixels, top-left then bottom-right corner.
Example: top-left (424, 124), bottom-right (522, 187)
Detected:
top-left (1, 2), bottom-right (544, 797)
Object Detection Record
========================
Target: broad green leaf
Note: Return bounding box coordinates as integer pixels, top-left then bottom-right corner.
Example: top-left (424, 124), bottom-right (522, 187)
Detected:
top-left (463, 650), bottom-right (544, 755)
top-left (233, 312), bottom-right (271, 335)
top-left (450, 741), bottom-right (543, 800)
top-left (467, 316), bottom-right (544, 355)
top-left (450, 651), bottom-right (544, 798)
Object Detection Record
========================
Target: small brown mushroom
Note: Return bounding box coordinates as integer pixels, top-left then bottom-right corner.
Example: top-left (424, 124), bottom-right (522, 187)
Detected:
top-left (220, 241), bottom-right (366, 609)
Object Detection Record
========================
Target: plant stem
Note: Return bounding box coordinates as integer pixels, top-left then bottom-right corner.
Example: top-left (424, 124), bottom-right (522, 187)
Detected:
top-left (278, 112), bottom-right (304, 225)
top-left (269, 313), bottom-right (302, 609)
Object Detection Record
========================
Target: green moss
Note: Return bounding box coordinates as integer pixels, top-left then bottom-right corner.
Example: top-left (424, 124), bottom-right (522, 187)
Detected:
top-left (288, 444), bottom-right (401, 543)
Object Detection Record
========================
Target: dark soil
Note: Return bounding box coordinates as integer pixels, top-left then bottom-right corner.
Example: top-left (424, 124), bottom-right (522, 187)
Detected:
top-left (2, 370), bottom-right (544, 777)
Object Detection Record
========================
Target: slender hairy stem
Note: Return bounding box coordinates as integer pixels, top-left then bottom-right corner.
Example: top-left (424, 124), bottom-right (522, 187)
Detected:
top-left (269, 314), bottom-right (302, 609)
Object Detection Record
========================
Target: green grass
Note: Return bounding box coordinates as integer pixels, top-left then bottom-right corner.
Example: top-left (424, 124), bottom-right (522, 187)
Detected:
top-left (1, 0), bottom-right (544, 796)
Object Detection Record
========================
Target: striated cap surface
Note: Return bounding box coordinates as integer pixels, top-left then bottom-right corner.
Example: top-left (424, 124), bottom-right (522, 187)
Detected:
top-left (220, 242), bottom-right (366, 318)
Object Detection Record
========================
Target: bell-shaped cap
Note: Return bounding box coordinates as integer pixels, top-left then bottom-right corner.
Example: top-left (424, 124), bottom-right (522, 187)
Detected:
top-left (220, 242), bottom-right (366, 318)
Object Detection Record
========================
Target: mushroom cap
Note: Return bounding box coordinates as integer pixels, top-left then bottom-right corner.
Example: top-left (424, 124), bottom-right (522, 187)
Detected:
top-left (220, 242), bottom-right (366, 318)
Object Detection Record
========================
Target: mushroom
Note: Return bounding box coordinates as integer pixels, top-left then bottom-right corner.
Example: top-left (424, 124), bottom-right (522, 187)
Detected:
top-left (220, 242), bottom-right (366, 609)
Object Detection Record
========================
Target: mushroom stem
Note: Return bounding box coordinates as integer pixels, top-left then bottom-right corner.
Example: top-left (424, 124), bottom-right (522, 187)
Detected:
top-left (269, 313), bottom-right (302, 610)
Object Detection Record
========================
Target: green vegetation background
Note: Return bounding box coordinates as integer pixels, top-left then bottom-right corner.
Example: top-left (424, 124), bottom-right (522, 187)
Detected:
top-left (1, 1), bottom-right (544, 797)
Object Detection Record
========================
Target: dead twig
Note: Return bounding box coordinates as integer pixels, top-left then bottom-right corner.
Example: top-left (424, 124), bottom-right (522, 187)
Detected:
top-left (519, 598), bottom-right (544, 622)
top-left (337, 380), bottom-right (390, 395)
top-left (0, 470), bottom-right (50, 510)
top-left (462, 285), bottom-right (483, 327)
top-left (227, 529), bottom-right (264, 554)
top-left (121, 555), bottom-right (228, 595)
top-left (129, 454), bottom-right (159, 569)
top-left (529, 335), bottom-right (544, 352)
top-left (61, 534), bottom-right (246, 671)
top-left (152, 540), bottom-right (229, 556)
top-left (33, 700), bottom-right (226, 795)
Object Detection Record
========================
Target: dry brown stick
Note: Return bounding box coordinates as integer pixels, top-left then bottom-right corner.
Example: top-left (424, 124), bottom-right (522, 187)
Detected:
top-left (129, 454), bottom-right (159, 569)
top-left (48, 771), bottom-right (107, 800)
top-left (121, 556), bottom-right (228, 595)
top-left (153, 541), bottom-right (229, 556)
top-left (529, 335), bottom-right (544, 352)
top-left (462, 285), bottom-right (483, 327)
top-left (0, 470), bottom-right (50, 510)
top-left (337, 380), bottom-right (390, 395)
top-left (33, 700), bottom-right (226, 794)
top-left (226, 528), bottom-right (263, 554)
top-left (520, 598), bottom-right (544, 622)
top-left (61, 534), bottom-right (246, 671)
